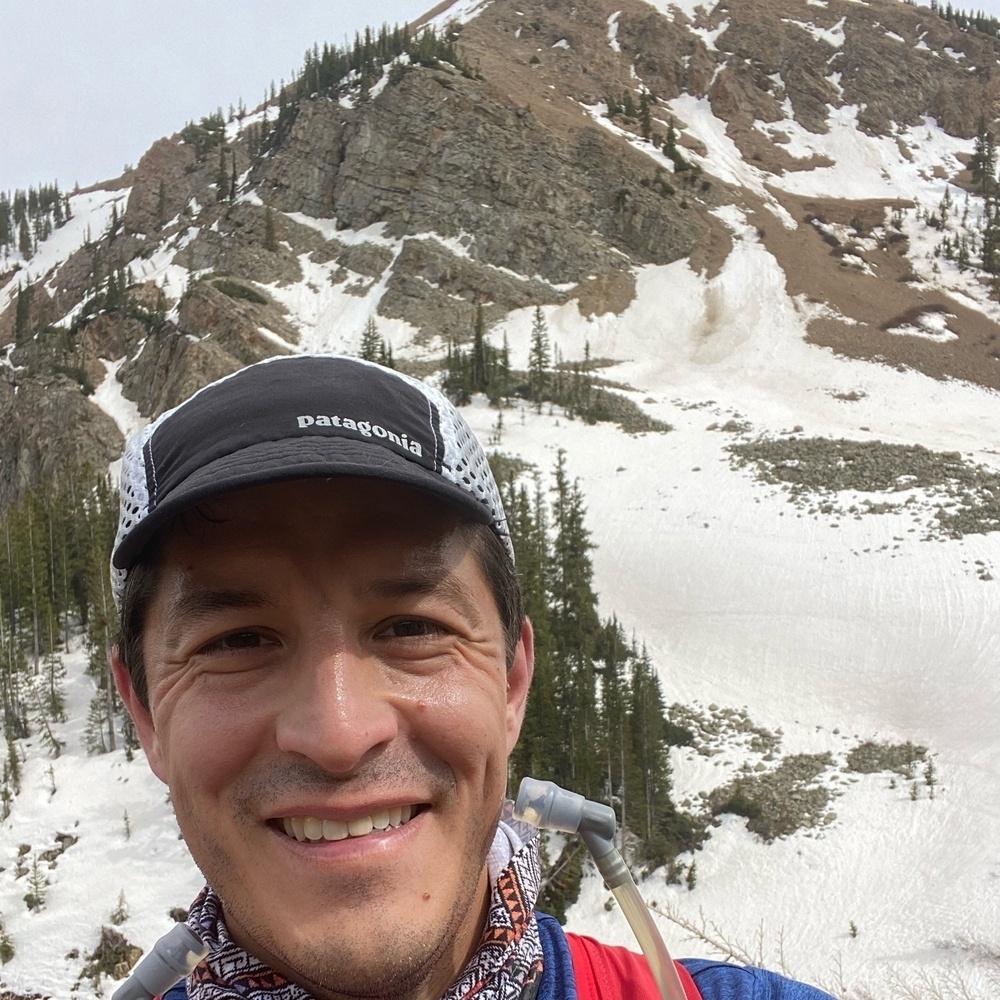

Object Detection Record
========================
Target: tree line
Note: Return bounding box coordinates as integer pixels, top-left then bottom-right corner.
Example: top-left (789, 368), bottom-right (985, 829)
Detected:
top-left (925, 0), bottom-right (1000, 38)
top-left (919, 118), bottom-right (1000, 284)
top-left (0, 183), bottom-right (72, 263)
top-left (0, 465), bottom-right (124, 819)
top-left (496, 451), bottom-right (700, 916)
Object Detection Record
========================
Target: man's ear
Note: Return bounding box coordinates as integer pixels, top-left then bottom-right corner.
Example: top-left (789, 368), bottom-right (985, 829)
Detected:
top-left (505, 618), bottom-right (535, 754)
top-left (111, 645), bottom-right (167, 783)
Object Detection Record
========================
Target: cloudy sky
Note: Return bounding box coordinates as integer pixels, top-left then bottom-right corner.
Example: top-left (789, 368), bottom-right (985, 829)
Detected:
top-left (4, 0), bottom-right (1000, 195)
top-left (2, 0), bottom-right (432, 194)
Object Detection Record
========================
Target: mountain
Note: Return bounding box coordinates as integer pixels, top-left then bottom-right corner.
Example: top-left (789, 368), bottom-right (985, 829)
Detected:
top-left (1, 0), bottom-right (1000, 996)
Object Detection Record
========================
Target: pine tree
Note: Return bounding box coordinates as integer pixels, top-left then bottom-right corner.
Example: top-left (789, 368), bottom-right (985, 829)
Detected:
top-left (639, 88), bottom-right (652, 140)
top-left (981, 196), bottom-right (1000, 273)
top-left (528, 307), bottom-right (551, 413)
top-left (377, 339), bottom-right (395, 369)
top-left (216, 147), bottom-right (229, 202)
top-left (506, 479), bottom-right (560, 786)
top-left (628, 645), bottom-right (672, 848)
top-left (596, 617), bottom-right (633, 848)
top-left (18, 217), bottom-right (31, 260)
top-left (686, 860), bottom-right (697, 891)
top-left (471, 304), bottom-right (489, 394)
top-left (0, 917), bottom-right (13, 963)
top-left (14, 284), bottom-right (32, 343)
top-left (24, 855), bottom-right (47, 911)
top-left (360, 316), bottom-right (381, 361)
top-left (4, 730), bottom-right (20, 796)
top-left (264, 207), bottom-right (278, 252)
top-left (111, 890), bottom-right (129, 925)
top-left (84, 695), bottom-right (109, 755)
top-left (30, 684), bottom-right (65, 758)
top-left (549, 452), bottom-right (601, 797)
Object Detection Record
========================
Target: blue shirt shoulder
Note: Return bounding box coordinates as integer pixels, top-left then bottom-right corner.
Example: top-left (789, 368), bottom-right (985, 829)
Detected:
top-left (536, 911), bottom-right (833, 1000)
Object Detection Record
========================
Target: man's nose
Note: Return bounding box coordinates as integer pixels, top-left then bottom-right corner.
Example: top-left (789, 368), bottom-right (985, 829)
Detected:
top-left (274, 643), bottom-right (399, 774)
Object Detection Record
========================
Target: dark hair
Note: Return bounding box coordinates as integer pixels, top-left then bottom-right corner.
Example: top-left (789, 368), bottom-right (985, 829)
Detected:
top-left (116, 521), bottom-right (524, 710)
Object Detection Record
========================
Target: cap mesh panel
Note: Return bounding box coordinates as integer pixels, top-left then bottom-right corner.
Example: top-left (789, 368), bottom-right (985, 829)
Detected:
top-left (111, 422), bottom-right (157, 607)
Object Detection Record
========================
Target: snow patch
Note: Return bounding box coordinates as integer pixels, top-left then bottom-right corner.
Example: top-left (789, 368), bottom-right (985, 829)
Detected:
top-left (640, 0), bottom-right (721, 18)
top-left (781, 15), bottom-right (845, 48)
top-left (885, 309), bottom-right (959, 343)
top-left (91, 358), bottom-right (143, 439)
top-left (607, 11), bottom-right (621, 51)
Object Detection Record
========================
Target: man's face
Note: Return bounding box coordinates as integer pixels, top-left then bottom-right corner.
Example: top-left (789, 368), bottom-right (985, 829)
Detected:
top-left (113, 479), bottom-right (532, 1000)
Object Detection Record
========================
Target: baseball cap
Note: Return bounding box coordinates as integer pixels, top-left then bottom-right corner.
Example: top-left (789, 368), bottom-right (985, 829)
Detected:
top-left (110, 354), bottom-right (512, 608)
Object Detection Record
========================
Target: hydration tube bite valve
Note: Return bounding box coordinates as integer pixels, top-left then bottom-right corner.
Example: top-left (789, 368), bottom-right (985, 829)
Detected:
top-left (111, 923), bottom-right (208, 1000)
top-left (513, 777), bottom-right (688, 1000)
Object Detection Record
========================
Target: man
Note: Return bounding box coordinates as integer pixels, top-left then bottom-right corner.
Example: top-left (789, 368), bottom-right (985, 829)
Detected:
top-left (111, 353), bottom-right (832, 1000)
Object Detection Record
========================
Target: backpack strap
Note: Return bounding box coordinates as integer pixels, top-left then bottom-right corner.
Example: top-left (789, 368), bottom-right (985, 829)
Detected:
top-left (567, 931), bottom-right (702, 1000)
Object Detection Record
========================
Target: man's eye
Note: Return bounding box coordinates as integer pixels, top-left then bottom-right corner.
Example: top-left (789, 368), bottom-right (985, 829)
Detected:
top-left (381, 620), bottom-right (444, 638)
top-left (203, 631), bottom-right (267, 653)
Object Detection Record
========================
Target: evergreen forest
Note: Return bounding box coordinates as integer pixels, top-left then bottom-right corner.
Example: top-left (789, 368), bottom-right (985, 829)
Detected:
top-left (0, 184), bottom-right (71, 263)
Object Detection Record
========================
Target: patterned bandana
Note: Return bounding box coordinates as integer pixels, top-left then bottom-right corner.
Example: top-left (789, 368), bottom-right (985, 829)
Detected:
top-left (184, 811), bottom-right (544, 1000)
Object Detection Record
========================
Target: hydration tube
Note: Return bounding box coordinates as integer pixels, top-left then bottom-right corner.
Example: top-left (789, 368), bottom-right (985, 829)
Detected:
top-left (513, 776), bottom-right (688, 1000)
top-left (111, 922), bottom-right (208, 1000)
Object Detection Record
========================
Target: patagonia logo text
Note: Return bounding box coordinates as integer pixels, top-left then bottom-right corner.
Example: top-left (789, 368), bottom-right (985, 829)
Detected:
top-left (296, 414), bottom-right (423, 457)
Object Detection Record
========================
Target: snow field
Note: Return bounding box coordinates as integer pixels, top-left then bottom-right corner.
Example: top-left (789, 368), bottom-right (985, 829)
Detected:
top-left (0, 641), bottom-right (201, 999)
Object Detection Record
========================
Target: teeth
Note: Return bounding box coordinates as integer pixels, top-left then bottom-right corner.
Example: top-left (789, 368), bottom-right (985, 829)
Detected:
top-left (323, 819), bottom-right (349, 841)
top-left (348, 815), bottom-right (375, 836)
top-left (282, 807), bottom-right (417, 842)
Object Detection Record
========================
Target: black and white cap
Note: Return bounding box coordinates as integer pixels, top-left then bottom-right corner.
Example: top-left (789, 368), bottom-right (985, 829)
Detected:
top-left (111, 354), bottom-right (512, 608)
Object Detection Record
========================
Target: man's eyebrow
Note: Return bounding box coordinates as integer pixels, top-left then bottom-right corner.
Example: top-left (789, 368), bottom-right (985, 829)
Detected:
top-left (161, 587), bottom-right (275, 636)
top-left (364, 574), bottom-right (485, 628)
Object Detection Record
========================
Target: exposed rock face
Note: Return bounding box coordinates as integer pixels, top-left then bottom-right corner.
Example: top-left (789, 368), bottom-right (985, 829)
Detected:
top-left (838, 8), bottom-right (1000, 138)
top-left (0, 372), bottom-right (122, 508)
top-left (251, 100), bottom-right (346, 218)
top-left (258, 66), bottom-right (702, 284)
top-left (117, 283), bottom-right (294, 419)
top-left (379, 236), bottom-right (568, 344)
top-left (123, 138), bottom-right (213, 236)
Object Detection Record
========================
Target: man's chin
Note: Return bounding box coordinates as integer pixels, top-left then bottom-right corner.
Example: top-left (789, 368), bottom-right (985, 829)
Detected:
top-left (228, 908), bottom-right (450, 1000)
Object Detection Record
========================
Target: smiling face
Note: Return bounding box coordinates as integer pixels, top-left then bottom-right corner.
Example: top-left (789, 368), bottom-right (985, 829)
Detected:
top-left (112, 479), bottom-right (533, 1000)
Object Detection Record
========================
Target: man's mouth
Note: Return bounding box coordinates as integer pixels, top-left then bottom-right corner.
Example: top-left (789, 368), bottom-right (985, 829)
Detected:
top-left (278, 805), bottom-right (419, 843)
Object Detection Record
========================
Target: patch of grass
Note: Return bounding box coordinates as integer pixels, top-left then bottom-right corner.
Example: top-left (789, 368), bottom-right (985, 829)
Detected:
top-left (728, 436), bottom-right (1000, 538)
top-left (708, 753), bottom-right (835, 843)
top-left (212, 278), bottom-right (268, 305)
top-left (52, 363), bottom-right (94, 396)
top-left (845, 740), bottom-right (927, 777)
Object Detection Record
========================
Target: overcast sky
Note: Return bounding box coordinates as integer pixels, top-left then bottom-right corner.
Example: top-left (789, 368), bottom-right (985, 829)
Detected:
top-left (5, 0), bottom-right (1000, 196)
top-left (2, 0), bottom-right (434, 194)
